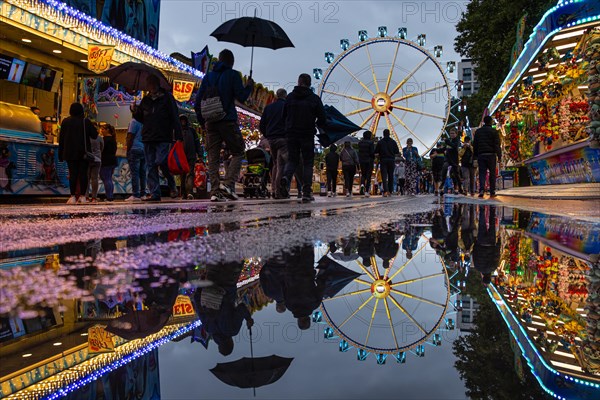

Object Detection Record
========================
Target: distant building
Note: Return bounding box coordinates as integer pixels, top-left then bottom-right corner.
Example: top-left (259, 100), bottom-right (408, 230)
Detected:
top-left (457, 59), bottom-right (480, 98)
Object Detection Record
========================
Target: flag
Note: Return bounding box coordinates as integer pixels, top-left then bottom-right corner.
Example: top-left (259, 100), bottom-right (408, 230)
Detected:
top-left (192, 46), bottom-right (210, 74)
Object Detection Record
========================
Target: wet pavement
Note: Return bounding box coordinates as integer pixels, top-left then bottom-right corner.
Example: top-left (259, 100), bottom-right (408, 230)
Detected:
top-left (0, 195), bottom-right (599, 399)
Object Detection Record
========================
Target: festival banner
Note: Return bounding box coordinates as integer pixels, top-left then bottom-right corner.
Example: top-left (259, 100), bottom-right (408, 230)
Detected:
top-left (88, 325), bottom-right (115, 353)
top-left (172, 295), bottom-right (195, 317)
top-left (88, 44), bottom-right (115, 74)
top-left (192, 46), bottom-right (210, 74)
top-left (172, 80), bottom-right (195, 102)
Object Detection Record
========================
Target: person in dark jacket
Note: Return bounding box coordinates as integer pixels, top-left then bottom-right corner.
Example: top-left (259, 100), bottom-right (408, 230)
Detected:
top-left (99, 124), bottom-right (118, 201)
top-left (259, 259), bottom-right (287, 313)
top-left (260, 88), bottom-right (287, 198)
top-left (460, 136), bottom-right (475, 195)
top-left (358, 230), bottom-right (376, 267)
top-left (402, 138), bottom-right (420, 195)
top-left (442, 128), bottom-right (463, 194)
top-left (324, 144), bottom-right (339, 197)
top-left (358, 130), bottom-right (375, 197)
top-left (375, 228), bottom-right (399, 270)
top-left (280, 73), bottom-right (327, 203)
top-left (283, 244), bottom-right (326, 330)
top-left (136, 74), bottom-right (182, 202)
top-left (179, 115), bottom-right (202, 199)
top-left (195, 49), bottom-right (254, 202)
top-left (339, 141), bottom-right (359, 197)
top-left (430, 148), bottom-right (445, 196)
top-left (58, 102), bottom-right (98, 204)
top-left (473, 116), bottom-right (502, 197)
top-left (375, 129), bottom-right (400, 197)
top-left (472, 205), bottom-right (501, 285)
top-left (194, 261), bottom-right (253, 356)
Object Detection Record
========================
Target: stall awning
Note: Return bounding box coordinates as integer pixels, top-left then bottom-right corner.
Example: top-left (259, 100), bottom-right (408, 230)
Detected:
top-left (487, 0), bottom-right (600, 114)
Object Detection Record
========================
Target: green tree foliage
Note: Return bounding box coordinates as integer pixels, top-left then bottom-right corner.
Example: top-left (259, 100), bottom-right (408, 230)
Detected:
top-left (452, 272), bottom-right (550, 400)
top-left (454, 0), bottom-right (556, 122)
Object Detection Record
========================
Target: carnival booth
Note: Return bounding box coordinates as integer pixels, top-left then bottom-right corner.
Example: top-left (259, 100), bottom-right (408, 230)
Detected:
top-left (487, 0), bottom-right (600, 187)
top-left (488, 209), bottom-right (600, 399)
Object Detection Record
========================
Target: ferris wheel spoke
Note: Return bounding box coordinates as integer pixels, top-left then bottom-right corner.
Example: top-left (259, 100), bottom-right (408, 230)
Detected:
top-left (392, 105), bottom-right (446, 120)
top-left (391, 289), bottom-right (445, 307)
top-left (322, 89), bottom-right (371, 104)
top-left (382, 256), bottom-right (396, 281)
top-left (390, 272), bottom-right (444, 287)
top-left (359, 110), bottom-right (377, 129)
top-left (323, 288), bottom-right (371, 301)
top-left (371, 113), bottom-right (382, 135)
top-left (338, 295), bottom-right (374, 329)
top-left (346, 105), bottom-right (373, 117)
top-left (388, 294), bottom-right (428, 335)
top-left (391, 83), bottom-right (448, 103)
top-left (356, 259), bottom-right (376, 281)
top-left (365, 44), bottom-right (380, 93)
top-left (370, 256), bottom-right (381, 279)
top-left (389, 111), bottom-right (430, 149)
top-left (384, 113), bottom-right (401, 144)
top-left (365, 298), bottom-right (380, 346)
top-left (387, 238), bottom-right (428, 282)
top-left (354, 279), bottom-right (372, 286)
top-left (389, 56), bottom-right (429, 97)
top-left (384, 41), bottom-right (401, 93)
top-left (337, 61), bottom-right (376, 97)
top-left (383, 298), bottom-right (400, 349)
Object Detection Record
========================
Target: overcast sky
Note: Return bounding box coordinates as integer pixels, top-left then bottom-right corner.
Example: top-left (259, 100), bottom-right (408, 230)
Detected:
top-left (159, 1), bottom-right (468, 147)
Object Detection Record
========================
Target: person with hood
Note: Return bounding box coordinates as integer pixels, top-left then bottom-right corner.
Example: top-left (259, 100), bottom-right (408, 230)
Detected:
top-left (58, 102), bottom-right (99, 204)
top-left (260, 88), bottom-right (287, 198)
top-left (325, 143), bottom-right (339, 197)
top-left (442, 128), bottom-right (463, 195)
top-left (194, 49), bottom-right (254, 202)
top-left (472, 205), bottom-right (501, 285)
top-left (375, 129), bottom-right (400, 197)
top-left (279, 73), bottom-right (327, 203)
top-left (473, 116), bottom-right (502, 198)
top-left (135, 74), bottom-right (182, 202)
top-left (339, 141), bottom-right (359, 197)
top-left (283, 244), bottom-right (326, 330)
top-left (402, 138), bottom-right (420, 195)
top-left (179, 114), bottom-right (202, 199)
top-left (358, 130), bottom-right (375, 197)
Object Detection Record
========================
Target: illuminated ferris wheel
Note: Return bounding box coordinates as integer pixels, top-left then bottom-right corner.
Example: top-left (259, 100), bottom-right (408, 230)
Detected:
top-left (315, 27), bottom-right (456, 155)
top-left (313, 234), bottom-right (459, 364)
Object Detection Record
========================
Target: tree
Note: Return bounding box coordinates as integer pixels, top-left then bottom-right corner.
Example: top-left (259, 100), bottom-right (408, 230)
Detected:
top-left (454, 0), bottom-right (556, 122)
top-left (452, 272), bottom-right (550, 400)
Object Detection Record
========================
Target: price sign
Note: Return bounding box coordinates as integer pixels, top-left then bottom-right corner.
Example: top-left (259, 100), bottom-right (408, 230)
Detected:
top-left (173, 295), bottom-right (195, 317)
top-left (88, 325), bottom-right (115, 353)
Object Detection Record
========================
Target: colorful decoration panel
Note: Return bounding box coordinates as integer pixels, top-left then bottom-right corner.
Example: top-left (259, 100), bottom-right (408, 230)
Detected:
top-left (527, 144), bottom-right (600, 185)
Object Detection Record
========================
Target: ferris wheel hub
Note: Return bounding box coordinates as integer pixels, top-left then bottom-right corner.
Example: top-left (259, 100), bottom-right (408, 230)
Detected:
top-left (371, 92), bottom-right (392, 113)
top-left (371, 279), bottom-right (391, 299)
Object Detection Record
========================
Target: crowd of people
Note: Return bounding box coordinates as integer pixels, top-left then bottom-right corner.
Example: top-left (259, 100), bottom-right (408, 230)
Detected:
top-left (58, 47), bottom-right (502, 204)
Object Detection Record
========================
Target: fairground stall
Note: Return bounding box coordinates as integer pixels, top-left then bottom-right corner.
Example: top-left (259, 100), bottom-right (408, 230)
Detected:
top-left (487, 0), bottom-right (600, 188)
top-left (0, 0), bottom-right (203, 196)
top-left (489, 209), bottom-right (600, 399)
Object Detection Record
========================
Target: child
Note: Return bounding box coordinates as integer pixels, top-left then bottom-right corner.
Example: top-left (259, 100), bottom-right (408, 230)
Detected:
top-left (431, 148), bottom-right (445, 196)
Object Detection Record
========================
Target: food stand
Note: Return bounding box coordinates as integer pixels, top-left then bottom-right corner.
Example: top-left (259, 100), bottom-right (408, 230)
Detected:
top-left (487, 0), bottom-right (600, 186)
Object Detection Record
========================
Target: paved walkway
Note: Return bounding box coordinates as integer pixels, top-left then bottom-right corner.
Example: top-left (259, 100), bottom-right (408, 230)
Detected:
top-left (497, 183), bottom-right (600, 199)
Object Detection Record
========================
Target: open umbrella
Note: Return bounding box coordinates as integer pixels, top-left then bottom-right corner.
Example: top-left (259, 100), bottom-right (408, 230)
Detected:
top-left (210, 355), bottom-right (293, 390)
top-left (318, 105), bottom-right (363, 147)
top-left (316, 255), bottom-right (362, 298)
top-left (104, 308), bottom-right (171, 340)
top-left (210, 13), bottom-right (294, 77)
top-left (105, 62), bottom-right (171, 91)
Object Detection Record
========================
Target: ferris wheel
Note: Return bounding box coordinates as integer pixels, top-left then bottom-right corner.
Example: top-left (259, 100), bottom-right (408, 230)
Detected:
top-left (313, 234), bottom-right (459, 364)
top-left (315, 28), bottom-right (456, 155)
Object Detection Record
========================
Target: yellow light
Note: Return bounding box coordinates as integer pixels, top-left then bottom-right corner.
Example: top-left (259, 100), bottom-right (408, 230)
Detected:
top-left (52, 49), bottom-right (62, 54)
top-left (53, 342), bottom-right (62, 346)
top-left (21, 38), bottom-right (32, 43)
top-left (80, 59), bottom-right (88, 63)
top-left (22, 353), bottom-right (33, 358)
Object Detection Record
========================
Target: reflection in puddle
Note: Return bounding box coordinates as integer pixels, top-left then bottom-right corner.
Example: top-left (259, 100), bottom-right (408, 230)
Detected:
top-left (0, 204), bottom-right (598, 399)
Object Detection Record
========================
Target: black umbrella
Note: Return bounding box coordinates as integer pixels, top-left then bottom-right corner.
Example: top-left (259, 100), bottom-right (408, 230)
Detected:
top-left (105, 62), bottom-right (171, 91)
top-left (104, 308), bottom-right (171, 340)
top-left (318, 105), bottom-right (363, 147)
top-left (316, 255), bottom-right (362, 298)
top-left (210, 355), bottom-right (293, 390)
top-left (210, 13), bottom-right (294, 77)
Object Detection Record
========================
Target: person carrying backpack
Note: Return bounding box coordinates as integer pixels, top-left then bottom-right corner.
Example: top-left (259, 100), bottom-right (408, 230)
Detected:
top-left (339, 141), bottom-right (359, 197)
